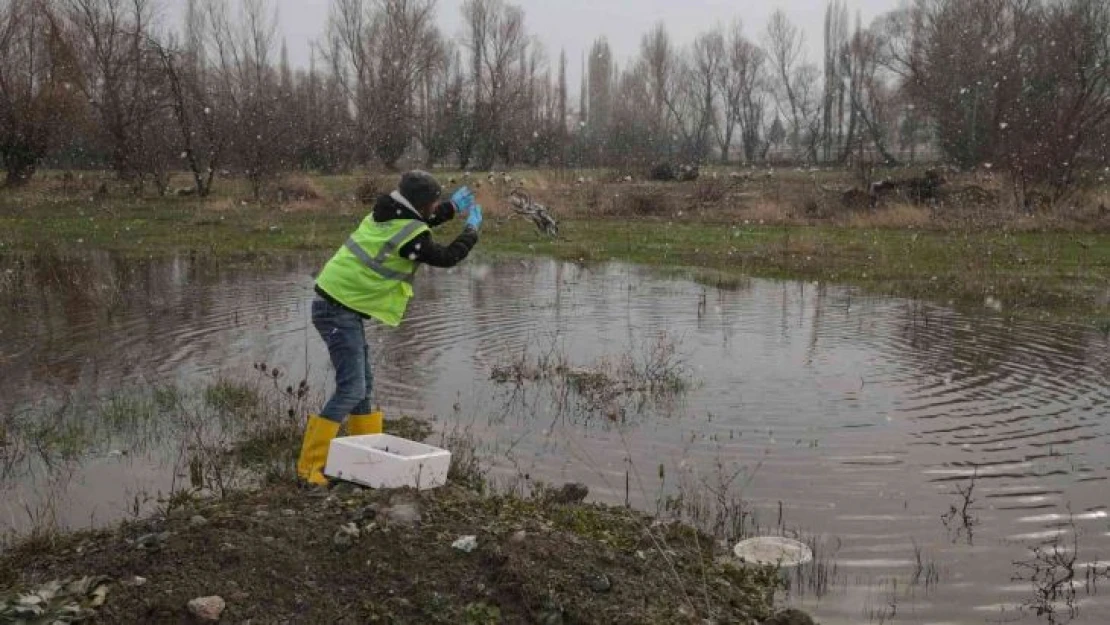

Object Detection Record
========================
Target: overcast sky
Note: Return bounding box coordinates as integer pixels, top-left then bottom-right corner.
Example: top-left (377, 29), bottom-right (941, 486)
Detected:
top-left (171, 0), bottom-right (902, 87)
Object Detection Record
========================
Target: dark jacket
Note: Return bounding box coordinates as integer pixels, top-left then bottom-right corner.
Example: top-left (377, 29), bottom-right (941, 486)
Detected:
top-left (379, 194), bottom-right (479, 267)
top-left (314, 193), bottom-right (478, 315)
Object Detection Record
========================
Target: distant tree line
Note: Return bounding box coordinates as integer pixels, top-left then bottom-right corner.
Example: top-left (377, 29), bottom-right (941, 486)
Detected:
top-left (1, 0), bottom-right (1109, 198)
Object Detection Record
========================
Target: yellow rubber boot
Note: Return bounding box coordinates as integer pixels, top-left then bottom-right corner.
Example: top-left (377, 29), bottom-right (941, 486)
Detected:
top-left (347, 411), bottom-right (383, 436)
top-left (297, 415), bottom-right (340, 486)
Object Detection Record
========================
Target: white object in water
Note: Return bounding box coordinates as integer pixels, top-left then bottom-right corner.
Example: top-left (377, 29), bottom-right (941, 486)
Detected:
top-left (325, 434), bottom-right (451, 490)
top-left (732, 537), bottom-right (814, 567)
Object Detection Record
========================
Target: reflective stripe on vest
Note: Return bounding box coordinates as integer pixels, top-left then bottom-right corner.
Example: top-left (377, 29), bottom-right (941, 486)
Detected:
top-left (314, 215), bottom-right (429, 326)
top-left (342, 220), bottom-right (425, 284)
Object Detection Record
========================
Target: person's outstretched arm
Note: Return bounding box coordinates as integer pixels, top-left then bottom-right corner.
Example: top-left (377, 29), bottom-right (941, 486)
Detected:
top-left (398, 227), bottom-right (478, 268)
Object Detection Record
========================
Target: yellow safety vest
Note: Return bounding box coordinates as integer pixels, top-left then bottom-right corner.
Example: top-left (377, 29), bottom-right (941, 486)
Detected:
top-left (315, 217), bottom-right (430, 327)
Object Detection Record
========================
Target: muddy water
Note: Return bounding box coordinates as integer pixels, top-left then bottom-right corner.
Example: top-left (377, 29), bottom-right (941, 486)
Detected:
top-left (2, 251), bottom-right (1109, 624)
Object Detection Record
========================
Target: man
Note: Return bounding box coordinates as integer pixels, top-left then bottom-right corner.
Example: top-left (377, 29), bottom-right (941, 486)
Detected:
top-left (298, 170), bottom-right (482, 485)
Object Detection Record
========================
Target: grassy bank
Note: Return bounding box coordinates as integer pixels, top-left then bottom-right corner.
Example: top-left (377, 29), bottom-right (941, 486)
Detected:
top-left (0, 172), bottom-right (1107, 321)
top-left (492, 219), bottom-right (1109, 320)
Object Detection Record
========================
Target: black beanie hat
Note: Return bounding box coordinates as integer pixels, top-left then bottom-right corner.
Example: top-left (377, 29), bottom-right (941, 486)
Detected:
top-left (398, 170), bottom-right (442, 209)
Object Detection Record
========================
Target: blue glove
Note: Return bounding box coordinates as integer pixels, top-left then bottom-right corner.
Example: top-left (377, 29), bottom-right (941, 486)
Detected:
top-left (451, 186), bottom-right (476, 217)
top-left (465, 204), bottom-right (483, 231)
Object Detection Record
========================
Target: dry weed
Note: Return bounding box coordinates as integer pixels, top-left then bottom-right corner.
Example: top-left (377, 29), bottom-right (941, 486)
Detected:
top-left (740, 199), bottom-right (796, 224)
top-left (846, 204), bottom-right (933, 229)
top-left (607, 187), bottom-right (675, 217)
top-left (274, 174), bottom-right (323, 203)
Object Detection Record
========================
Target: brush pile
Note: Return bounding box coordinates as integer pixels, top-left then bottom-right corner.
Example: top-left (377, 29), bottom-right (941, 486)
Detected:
top-left (507, 189), bottom-right (558, 237)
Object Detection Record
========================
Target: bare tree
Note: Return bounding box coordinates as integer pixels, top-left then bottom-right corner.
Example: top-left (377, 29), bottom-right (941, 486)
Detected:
top-left (874, 5), bottom-right (914, 79)
top-left (608, 61), bottom-right (656, 166)
top-left (328, 0), bottom-right (441, 169)
top-left (997, 0), bottom-right (1110, 198)
top-left (907, 0), bottom-right (1012, 169)
top-left (314, 54), bottom-right (355, 172)
top-left (584, 37), bottom-right (615, 163)
top-left (906, 0), bottom-right (1110, 200)
top-left (587, 37), bottom-right (613, 136)
top-left (444, 47), bottom-right (476, 169)
top-left (368, 0), bottom-right (440, 167)
top-left (766, 115), bottom-right (787, 156)
top-left (578, 51), bottom-right (586, 128)
top-left (414, 40), bottom-right (452, 167)
top-left (687, 29), bottom-right (724, 162)
top-left (874, 7), bottom-right (926, 162)
top-left (517, 38), bottom-right (554, 165)
top-left (737, 47), bottom-right (769, 163)
top-left (536, 61), bottom-right (564, 164)
top-left (765, 10), bottom-right (804, 156)
top-left (0, 0), bottom-right (84, 186)
top-left (841, 18), bottom-right (898, 165)
top-left (556, 47), bottom-right (566, 160)
top-left (151, 36), bottom-right (218, 196)
top-left (325, 0), bottom-right (371, 164)
top-left (713, 20), bottom-right (762, 164)
top-left (64, 0), bottom-right (162, 188)
top-left (457, 0), bottom-right (489, 168)
top-left (822, 0), bottom-right (849, 161)
top-left (149, 0), bottom-right (231, 200)
top-left (640, 22), bottom-right (677, 159)
top-left (307, 38), bottom-right (357, 172)
top-left (793, 63), bottom-right (825, 162)
top-left (462, 0), bottom-right (529, 169)
top-left (24, 0), bottom-right (1110, 196)
top-left (205, 0), bottom-right (283, 198)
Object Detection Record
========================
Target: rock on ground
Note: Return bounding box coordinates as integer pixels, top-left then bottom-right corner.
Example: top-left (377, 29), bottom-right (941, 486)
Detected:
top-left (187, 595), bottom-right (226, 622)
top-left (383, 501), bottom-right (421, 526)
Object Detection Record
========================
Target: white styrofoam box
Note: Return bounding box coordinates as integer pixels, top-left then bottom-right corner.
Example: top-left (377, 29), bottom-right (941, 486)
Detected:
top-left (324, 434), bottom-right (451, 490)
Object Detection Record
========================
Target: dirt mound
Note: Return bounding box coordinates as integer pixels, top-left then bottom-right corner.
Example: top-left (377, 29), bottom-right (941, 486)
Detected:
top-left (0, 482), bottom-right (797, 624)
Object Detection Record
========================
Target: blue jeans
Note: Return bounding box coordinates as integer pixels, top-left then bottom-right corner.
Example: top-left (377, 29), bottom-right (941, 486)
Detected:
top-left (312, 296), bottom-right (373, 422)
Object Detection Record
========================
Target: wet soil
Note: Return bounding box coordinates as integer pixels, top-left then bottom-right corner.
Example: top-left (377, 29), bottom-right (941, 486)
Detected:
top-left (0, 480), bottom-right (796, 624)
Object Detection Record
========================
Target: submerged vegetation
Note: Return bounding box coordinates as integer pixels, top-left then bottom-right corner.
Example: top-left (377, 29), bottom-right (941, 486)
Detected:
top-left (489, 331), bottom-right (693, 423)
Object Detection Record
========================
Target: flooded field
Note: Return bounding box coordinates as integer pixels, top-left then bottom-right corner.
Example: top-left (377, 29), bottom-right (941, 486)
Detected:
top-left (1, 251), bottom-right (1108, 624)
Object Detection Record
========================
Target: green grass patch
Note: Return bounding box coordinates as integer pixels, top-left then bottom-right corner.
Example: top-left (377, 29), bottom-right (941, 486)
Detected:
top-left (204, 379), bottom-right (262, 415)
top-left (0, 186), bottom-right (1106, 320)
top-left (482, 218), bottom-right (1109, 320)
top-left (232, 424), bottom-right (300, 468)
top-left (99, 393), bottom-right (157, 429)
